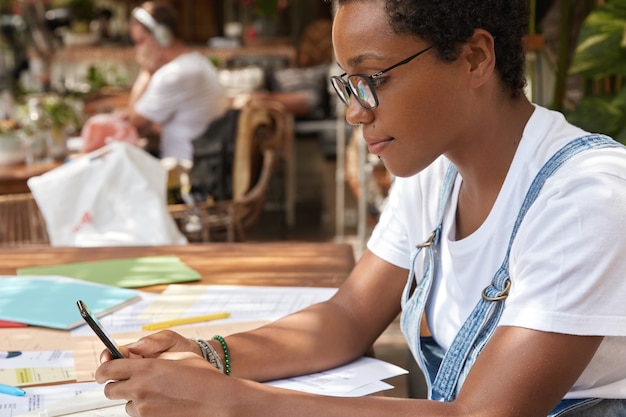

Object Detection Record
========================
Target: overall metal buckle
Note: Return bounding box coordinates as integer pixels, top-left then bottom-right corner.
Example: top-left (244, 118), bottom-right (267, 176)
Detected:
top-left (416, 231), bottom-right (437, 249)
top-left (481, 278), bottom-right (511, 301)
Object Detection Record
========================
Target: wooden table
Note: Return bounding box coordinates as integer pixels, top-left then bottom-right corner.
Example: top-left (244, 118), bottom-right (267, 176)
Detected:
top-left (0, 242), bottom-right (355, 289)
top-left (0, 161), bottom-right (62, 195)
top-left (0, 242), bottom-right (359, 395)
top-left (0, 243), bottom-right (415, 398)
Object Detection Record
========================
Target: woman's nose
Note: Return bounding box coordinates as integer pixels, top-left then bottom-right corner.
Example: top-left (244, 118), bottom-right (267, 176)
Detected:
top-left (344, 100), bottom-right (372, 127)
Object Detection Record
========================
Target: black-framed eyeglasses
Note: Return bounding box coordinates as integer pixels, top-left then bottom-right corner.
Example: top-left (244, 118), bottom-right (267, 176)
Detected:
top-left (330, 45), bottom-right (434, 110)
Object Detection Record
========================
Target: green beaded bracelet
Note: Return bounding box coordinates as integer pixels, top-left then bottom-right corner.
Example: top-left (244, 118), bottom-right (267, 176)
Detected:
top-left (212, 335), bottom-right (231, 376)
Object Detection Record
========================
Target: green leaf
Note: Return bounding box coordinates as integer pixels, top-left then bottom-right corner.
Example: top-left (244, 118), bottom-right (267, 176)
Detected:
top-left (565, 95), bottom-right (624, 136)
top-left (570, 5), bottom-right (626, 77)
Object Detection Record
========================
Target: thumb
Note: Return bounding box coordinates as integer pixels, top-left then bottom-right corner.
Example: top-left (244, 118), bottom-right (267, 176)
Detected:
top-left (125, 330), bottom-right (190, 358)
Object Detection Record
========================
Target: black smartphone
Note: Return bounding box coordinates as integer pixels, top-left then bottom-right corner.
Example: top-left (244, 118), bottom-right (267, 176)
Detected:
top-left (76, 300), bottom-right (124, 359)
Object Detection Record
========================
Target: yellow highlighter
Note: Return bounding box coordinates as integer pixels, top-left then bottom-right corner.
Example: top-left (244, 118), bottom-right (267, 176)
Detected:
top-left (142, 312), bottom-right (231, 331)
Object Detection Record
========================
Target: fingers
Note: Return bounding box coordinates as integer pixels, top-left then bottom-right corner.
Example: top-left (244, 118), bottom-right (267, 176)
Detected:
top-left (99, 349), bottom-right (114, 364)
top-left (125, 401), bottom-right (136, 417)
top-left (126, 330), bottom-right (195, 358)
top-left (158, 351), bottom-right (203, 361)
top-left (99, 345), bottom-right (139, 364)
top-left (98, 356), bottom-right (227, 417)
top-left (95, 359), bottom-right (131, 385)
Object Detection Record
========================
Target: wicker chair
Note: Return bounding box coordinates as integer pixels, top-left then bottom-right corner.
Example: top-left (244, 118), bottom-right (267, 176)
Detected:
top-left (168, 99), bottom-right (291, 242)
top-left (0, 193), bottom-right (50, 247)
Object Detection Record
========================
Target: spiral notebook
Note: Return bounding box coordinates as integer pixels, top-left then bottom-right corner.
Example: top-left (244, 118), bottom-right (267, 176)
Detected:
top-left (0, 275), bottom-right (140, 330)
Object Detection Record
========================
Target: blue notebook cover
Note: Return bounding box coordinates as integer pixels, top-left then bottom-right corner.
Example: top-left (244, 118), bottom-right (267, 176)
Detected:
top-left (0, 275), bottom-right (141, 330)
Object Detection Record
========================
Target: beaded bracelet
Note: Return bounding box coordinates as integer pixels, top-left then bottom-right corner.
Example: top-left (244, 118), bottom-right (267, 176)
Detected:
top-left (191, 338), bottom-right (224, 373)
top-left (212, 335), bottom-right (231, 376)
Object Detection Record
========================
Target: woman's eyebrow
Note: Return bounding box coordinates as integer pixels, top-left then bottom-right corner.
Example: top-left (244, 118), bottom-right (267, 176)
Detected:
top-left (341, 52), bottom-right (387, 70)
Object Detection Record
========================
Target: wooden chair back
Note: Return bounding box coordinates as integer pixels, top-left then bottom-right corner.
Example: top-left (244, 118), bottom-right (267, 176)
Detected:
top-left (232, 99), bottom-right (290, 199)
top-left (169, 99), bottom-right (291, 242)
top-left (0, 193), bottom-right (50, 247)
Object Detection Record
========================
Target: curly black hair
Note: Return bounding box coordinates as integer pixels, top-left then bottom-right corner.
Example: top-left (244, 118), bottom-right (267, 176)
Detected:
top-left (330, 0), bottom-right (529, 97)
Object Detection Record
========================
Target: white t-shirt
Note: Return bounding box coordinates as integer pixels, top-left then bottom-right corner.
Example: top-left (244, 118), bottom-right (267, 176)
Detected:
top-left (368, 105), bottom-right (626, 399)
top-left (134, 52), bottom-right (230, 161)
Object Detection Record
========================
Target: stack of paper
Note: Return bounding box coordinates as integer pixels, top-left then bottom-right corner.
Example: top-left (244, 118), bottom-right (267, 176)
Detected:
top-left (11, 357), bottom-right (407, 416)
top-left (265, 356), bottom-right (408, 397)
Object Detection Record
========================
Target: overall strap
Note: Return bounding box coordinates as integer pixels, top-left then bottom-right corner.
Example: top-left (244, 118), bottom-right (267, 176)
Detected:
top-left (429, 134), bottom-right (621, 401)
top-left (405, 163), bottom-right (458, 392)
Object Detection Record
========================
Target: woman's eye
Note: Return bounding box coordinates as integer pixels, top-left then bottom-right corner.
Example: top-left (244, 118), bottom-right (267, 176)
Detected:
top-left (369, 76), bottom-right (388, 88)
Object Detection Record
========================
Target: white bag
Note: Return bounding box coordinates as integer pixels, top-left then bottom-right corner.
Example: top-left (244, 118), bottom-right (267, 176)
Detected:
top-left (28, 142), bottom-right (187, 247)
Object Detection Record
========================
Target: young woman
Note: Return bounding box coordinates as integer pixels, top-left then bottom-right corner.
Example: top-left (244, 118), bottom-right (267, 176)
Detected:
top-left (95, 1), bottom-right (626, 415)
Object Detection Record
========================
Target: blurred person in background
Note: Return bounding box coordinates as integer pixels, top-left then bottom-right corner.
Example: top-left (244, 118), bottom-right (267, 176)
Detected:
top-left (124, 0), bottom-right (229, 162)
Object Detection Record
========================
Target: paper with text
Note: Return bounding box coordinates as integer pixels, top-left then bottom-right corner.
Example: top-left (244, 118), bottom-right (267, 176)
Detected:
top-left (11, 357), bottom-right (407, 417)
top-left (138, 284), bottom-right (338, 323)
top-left (265, 356), bottom-right (408, 397)
top-left (1, 382), bottom-right (103, 417)
top-left (0, 350), bottom-right (75, 386)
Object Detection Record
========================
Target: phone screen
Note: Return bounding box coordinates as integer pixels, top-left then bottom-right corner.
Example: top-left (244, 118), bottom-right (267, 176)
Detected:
top-left (76, 300), bottom-right (124, 359)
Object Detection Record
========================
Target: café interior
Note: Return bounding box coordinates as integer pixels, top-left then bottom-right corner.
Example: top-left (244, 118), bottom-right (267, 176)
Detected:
top-left (0, 0), bottom-right (613, 403)
top-left (0, 0), bottom-right (392, 248)
top-left (0, 0), bottom-right (414, 401)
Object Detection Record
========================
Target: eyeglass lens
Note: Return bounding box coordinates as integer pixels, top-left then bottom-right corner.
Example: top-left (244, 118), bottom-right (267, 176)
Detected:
top-left (331, 76), bottom-right (377, 109)
top-left (351, 77), bottom-right (376, 108)
top-left (331, 77), bottom-right (351, 106)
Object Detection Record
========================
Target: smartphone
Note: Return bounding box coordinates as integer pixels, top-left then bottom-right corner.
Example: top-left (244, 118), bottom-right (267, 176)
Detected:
top-left (76, 300), bottom-right (124, 359)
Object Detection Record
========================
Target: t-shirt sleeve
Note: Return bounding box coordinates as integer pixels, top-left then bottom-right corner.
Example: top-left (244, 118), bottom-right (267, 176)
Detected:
top-left (134, 69), bottom-right (182, 124)
top-left (134, 57), bottom-right (216, 124)
top-left (367, 178), bottom-right (413, 269)
top-left (502, 152), bottom-right (626, 336)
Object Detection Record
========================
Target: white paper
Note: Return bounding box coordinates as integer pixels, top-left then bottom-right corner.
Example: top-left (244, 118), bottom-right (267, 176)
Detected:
top-left (14, 385), bottom-right (126, 417)
top-left (0, 351), bottom-right (73, 369)
top-left (8, 357), bottom-right (407, 417)
top-left (1, 382), bottom-right (103, 417)
top-left (139, 285), bottom-right (338, 324)
top-left (265, 356), bottom-right (408, 397)
top-left (71, 293), bottom-right (159, 336)
top-left (72, 286), bottom-right (338, 336)
top-left (0, 351), bottom-right (75, 386)
top-left (50, 404), bottom-right (127, 417)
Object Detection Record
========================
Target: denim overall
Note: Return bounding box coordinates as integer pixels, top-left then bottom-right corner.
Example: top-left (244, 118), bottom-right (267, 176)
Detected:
top-left (400, 134), bottom-right (626, 416)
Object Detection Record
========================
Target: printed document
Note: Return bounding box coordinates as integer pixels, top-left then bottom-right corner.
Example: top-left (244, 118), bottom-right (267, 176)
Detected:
top-left (0, 350), bottom-right (75, 386)
top-left (11, 357), bottom-right (407, 417)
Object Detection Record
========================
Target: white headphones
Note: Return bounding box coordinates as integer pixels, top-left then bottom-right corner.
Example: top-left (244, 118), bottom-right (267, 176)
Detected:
top-left (132, 7), bottom-right (173, 47)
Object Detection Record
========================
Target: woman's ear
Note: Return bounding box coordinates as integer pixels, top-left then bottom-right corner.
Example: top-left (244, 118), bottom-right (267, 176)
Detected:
top-left (463, 29), bottom-right (496, 89)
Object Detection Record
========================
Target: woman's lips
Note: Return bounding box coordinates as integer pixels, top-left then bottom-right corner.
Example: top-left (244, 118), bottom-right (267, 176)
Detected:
top-left (367, 138), bottom-right (394, 155)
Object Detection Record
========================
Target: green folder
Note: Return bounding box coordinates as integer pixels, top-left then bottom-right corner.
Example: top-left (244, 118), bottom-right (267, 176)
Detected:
top-left (17, 256), bottom-right (201, 288)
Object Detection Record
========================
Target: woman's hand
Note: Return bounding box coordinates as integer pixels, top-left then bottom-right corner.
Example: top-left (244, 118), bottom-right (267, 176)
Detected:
top-left (99, 330), bottom-right (201, 363)
top-left (95, 353), bottom-right (229, 417)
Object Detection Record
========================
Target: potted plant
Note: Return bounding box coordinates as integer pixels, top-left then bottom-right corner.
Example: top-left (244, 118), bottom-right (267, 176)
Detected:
top-left (0, 119), bottom-right (25, 166)
top-left (66, 0), bottom-right (97, 33)
top-left (239, 0), bottom-right (289, 39)
top-left (62, 0), bottom-right (100, 46)
top-left (40, 94), bottom-right (81, 160)
top-left (562, 0), bottom-right (626, 143)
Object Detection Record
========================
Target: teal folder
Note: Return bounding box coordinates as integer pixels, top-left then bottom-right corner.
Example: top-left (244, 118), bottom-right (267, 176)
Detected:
top-left (0, 275), bottom-right (141, 330)
top-left (16, 256), bottom-right (201, 288)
